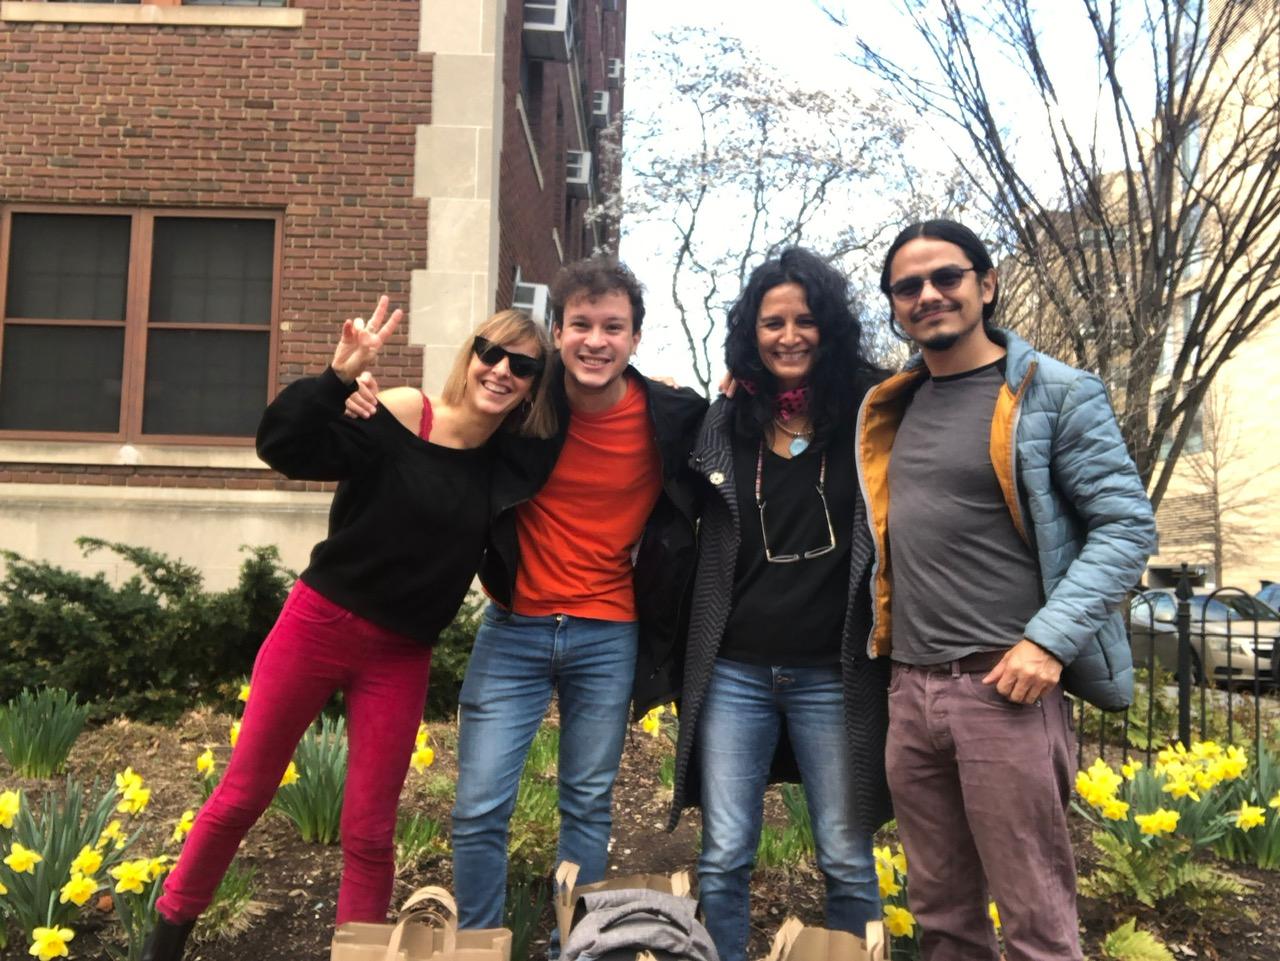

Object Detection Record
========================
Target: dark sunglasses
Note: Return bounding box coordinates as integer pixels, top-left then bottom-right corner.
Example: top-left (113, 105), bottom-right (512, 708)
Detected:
top-left (473, 335), bottom-right (544, 380)
top-left (888, 266), bottom-right (977, 300)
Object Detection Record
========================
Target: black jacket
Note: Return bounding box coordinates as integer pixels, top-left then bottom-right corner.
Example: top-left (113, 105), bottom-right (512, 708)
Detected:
top-left (667, 395), bottom-right (893, 835)
top-left (479, 362), bottom-right (707, 718)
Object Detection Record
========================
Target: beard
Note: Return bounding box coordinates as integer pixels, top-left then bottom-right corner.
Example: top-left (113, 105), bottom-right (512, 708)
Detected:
top-left (918, 330), bottom-right (964, 351)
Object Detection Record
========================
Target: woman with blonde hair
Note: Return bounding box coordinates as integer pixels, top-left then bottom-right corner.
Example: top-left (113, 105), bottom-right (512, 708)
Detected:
top-left (145, 297), bottom-right (554, 961)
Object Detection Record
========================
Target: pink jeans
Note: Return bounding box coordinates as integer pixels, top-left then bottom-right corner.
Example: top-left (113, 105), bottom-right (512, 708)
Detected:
top-left (158, 581), bottom-right (432, 926)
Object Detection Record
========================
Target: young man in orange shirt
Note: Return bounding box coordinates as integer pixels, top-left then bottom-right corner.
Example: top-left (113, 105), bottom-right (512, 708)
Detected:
top-left (452, 258), bottom-right (706, 935)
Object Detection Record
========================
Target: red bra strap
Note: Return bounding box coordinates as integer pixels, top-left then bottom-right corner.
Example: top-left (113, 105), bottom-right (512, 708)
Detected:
top-left (418, 391), bottom-right (433, 440)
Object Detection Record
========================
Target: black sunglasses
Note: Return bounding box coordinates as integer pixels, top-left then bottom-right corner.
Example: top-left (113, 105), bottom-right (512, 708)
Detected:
top-left (888, 266), bottom-right (977, 301)
top-left (472, 336), bottom-right (544, 380)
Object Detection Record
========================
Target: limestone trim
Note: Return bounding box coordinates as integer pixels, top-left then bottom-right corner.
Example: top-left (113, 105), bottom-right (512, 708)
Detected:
top-left (515, 93), bottom-right (546, 191)
top-left (0, 2), bottom-right (305, 28)
top-left (0, 481), bottom-right (328, 512)
top-left (0, 441), bottom-right (268, 470)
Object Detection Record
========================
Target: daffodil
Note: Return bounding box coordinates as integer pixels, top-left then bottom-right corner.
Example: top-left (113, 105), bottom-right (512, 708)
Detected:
top-left (238, 683), bottom-right (251, 703)
top-left (279, 761), bottom-right (299, 787)
top-left (1120, 759), bottom-right (1142, 780)
top-left (70, 845), bottom-right (102, 877)
top-left (118, 784), bottom-right (151, 816)
top-left (98, 819), bottom-right (126, 851)
top-left (415, 723), bottom-right (431, 749)
top-left (109, 858), bottom-right (152, 895)
top-left (29, 925), bottom-right (74, 961)
top-left (1269, 791), bottom-right (1280, 810)
top-left (884, 904), bottom-right (916, 938)
top-left (148, 856), bottom-right (172, 880)
top-left (988, 900), bottom-right (1001, 931)
top-left (172, 810), bottom-right (195, 843)
top-left (230, 721), bottom-right (241, 748)
top-left (1235, 802), bottom-right (1266, 831)
top-left (59, 873), bottom-right (98, 907)
top-left (640, 705), bottom-right (666, 737)
top-left (1101, 797), bottom-right (1130, 820)
top-left (5, 842), bottom-right (43, 873)
top-left (0, 879), bottom-right (8, 896)
top-left (114, 767), bottom-right (143, 794)
top-left (1135, 808), bottom-right (1180, 836)
top-left (196, 749), bottom-right (216, 777)
top-left (0, 789), bottom-right (19, 829)
top-left (410, 746), bottom-right (435, 772)
top-left (1162, 777), bottom-right (1200, 802)
top-left (875, 860), bottom-right (900, 898)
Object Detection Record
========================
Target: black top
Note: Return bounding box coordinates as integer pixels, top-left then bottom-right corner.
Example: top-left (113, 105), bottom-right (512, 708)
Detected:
top-left (720, 417), bottom-right (856, 666)
top-left (256, 367), bottom-right (493, 645)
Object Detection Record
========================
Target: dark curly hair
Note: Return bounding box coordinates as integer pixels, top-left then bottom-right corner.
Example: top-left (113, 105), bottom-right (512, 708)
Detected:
top-left (879, 219), bottom-right (999, 341)
top-left (550, 256), bottom-right (646, 333)
top-left (725, 247), bottom-right (880, 448)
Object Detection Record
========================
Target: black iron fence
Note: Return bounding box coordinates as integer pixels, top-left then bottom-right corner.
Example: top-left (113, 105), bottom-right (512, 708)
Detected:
top-left (1073, 564), bottom-right (1280, 766)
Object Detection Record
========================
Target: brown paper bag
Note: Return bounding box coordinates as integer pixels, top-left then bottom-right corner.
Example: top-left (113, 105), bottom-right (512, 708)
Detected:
top-left (552, 860), bottom-right (694, 951)
top-left (759, 916), bottom-right (888, 961)
top-left (331, 885), bottom-right (512, 961)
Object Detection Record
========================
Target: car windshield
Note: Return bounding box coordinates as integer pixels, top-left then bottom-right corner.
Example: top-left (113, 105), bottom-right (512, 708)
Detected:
top-left (1189, 595), bottom-right (1280, 622)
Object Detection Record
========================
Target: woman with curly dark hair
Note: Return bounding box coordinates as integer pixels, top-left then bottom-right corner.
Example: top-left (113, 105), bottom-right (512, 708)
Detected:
top-left (667, 248), bottom-right (891, 961)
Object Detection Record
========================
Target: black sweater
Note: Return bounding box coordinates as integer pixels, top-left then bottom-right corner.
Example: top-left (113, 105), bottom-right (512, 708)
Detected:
top-left (256, 368), bottom-right (493, 645)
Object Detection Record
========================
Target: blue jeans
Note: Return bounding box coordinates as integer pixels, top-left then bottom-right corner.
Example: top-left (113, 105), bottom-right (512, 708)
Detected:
top-left (451, 604), bottom-right (638, 929)
top-left (698, 658), bottom-right (880, 961)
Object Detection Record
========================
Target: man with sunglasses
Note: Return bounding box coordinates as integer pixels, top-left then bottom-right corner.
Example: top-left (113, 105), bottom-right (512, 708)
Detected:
top-left (857, 220), bottom-right (1155, 960)
top-left (453, 257), bottom-right (705, 942)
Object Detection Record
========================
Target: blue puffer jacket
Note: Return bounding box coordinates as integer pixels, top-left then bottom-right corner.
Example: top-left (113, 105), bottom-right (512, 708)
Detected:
top-left (856, 328), bottom-right (1157, 710)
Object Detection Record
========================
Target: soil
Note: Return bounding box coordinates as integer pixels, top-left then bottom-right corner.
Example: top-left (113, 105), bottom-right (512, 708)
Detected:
top-left (7, 706), bottom-right (1280, 961)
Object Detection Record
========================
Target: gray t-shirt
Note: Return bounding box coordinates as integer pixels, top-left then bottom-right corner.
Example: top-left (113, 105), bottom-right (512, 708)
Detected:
top-left (887, 361), bottom-right (1042, 664)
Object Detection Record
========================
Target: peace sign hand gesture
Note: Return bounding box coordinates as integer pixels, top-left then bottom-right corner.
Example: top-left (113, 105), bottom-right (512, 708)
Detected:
top-left (330, 295), bottom-right (404, 384)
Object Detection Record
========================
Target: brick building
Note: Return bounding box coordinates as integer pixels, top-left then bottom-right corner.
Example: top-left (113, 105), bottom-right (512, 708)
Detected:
top-left (0, 0), bottom-right (626, 585)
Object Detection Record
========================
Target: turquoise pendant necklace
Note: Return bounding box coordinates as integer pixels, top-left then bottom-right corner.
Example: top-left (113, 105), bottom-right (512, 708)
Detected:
top-left (773, 418), bottom-right (812, 456)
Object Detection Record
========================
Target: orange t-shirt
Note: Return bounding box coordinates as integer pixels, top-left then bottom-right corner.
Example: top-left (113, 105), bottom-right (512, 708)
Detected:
top-left (512, 374), bottom-right (663, 620)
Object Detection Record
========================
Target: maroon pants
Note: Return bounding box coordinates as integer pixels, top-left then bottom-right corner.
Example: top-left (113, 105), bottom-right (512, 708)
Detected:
top-left (158, 581), bottom-right (432, 926)
top-left (884, 662), bottom-right (1081, 961)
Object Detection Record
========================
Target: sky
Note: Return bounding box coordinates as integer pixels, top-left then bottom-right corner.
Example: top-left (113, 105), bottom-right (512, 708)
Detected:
top-left (615, 0), bottom-right (1146, 385)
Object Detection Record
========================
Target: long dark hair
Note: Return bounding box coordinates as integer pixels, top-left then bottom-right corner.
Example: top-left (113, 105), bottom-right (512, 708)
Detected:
top-left (724, 247), bottom-right (879, 448)
top-left (879, 219), bottom-right (999, 341)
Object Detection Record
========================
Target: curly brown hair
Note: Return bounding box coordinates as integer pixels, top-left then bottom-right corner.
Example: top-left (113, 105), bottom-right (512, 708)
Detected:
top-left (550, 256), bottom-right (646, 333)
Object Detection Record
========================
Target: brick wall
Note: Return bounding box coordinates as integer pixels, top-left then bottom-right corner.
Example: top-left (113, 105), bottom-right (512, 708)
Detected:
top-left (0, 0), bottom-right (431, 491)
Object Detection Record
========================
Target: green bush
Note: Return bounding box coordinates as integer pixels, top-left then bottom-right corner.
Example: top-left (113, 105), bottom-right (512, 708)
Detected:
top-left (0, 688), bottom-right (90, 777)
top-left (0, 539), bottom-right (293, 721)
top-left (425, 593), bottom-right (484, 719)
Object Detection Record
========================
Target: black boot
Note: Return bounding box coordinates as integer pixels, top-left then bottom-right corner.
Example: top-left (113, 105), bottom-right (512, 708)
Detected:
top-left (141, 915), bottom-right (195, 961)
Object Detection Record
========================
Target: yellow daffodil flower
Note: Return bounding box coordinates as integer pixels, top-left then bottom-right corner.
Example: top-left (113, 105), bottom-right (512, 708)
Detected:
top-left (1268, 791), bottom-right (1280, 810)
top-left (238, 683), bottom-right (251, 703)
top-left (1101, 797), bottom-right (1130, 820)
top-left (196, 749), bottom-right (216, 777)
top-left (172, 810), bottom-right (195, 843)
top-left (1162, 777), bottom-right (1200, 802)
top-left (97, 820), bottom-right (124, 851)
top-left (70, 845), bottom-right (102, 877)
top-left (148, 856), bottom-right (172, 880)
top-left (58, 873), bottom-right (98, 907)
top-left (1120, 759), bottom-right (1142, 780)
top-left (415, 723), bottom-right (430, 749)
top-left (410, 746), bottom-right (435, 773)
top-left (1191, 740), bottom-right (1221, 759)
top-left (640, 705), bottom-right (666, 737)
top-left (0, 789), bottom-right (20, 829)
top-left (875, 860), bottom-right (900, 898)
top-left (109, 859), bottom-right (153, 895)
top-left (1135, 808), bottom-right (1180, 836)
top-left (5, 842), bottom-right (43, 874)
top-left (117, 784), bottom-right (151, 816)
top-left (29, 925), bottom-right (74, 961)
top-left (988, 901), bottom-right (1001, 931)
top-left (279, 761), bottom-right (299, 787)
top-left (0, 879), bottom-right (8, 896)
top-left (114, 768), bottom-right (143, 794)
top-left (230, 721), bottom-right (241, 748)
top-left (884, 904), bottom-right (916, 938)
top-left (1235, 802), bottom-right (1266, 831)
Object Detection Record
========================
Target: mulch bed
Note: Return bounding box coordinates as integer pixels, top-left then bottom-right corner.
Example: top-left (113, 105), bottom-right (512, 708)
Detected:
top-left (5, 706), bottom-right (1278, 960)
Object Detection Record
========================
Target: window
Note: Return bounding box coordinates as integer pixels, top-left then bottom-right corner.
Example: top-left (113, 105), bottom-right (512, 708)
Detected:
top-left (0, 207), bottom-right (280, 443)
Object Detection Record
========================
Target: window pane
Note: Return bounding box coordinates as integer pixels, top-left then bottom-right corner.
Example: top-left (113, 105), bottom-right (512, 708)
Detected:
top-left (150, 218), bottom-right (274, 325)
top-left (141, 329), bottom-right (269, 436)
top-left (6, 214), bottom-right (131, 321)
top-left (0, 325), bottom-right (123, 432)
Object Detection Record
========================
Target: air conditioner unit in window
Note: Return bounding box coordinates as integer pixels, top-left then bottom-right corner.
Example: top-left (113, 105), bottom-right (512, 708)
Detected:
top-left (607, 58), bottom-right (623, 87)
top-left (512, 278), bottom-right (550, 324)
top-left (590, 91), bottom-right (610, 127)
top-left (566, 150), bottom-right (593, 198)
top-left (523, 0), bottom-right (574, 63)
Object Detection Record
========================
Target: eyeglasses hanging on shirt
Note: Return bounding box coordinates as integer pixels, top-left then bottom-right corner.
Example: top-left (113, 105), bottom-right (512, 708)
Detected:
top-left (754, 441), bottom-right (837, 563)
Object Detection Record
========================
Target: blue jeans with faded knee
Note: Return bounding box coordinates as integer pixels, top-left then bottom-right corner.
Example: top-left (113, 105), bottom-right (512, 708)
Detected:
top-left (451, 604), bottom-right (637, 930)
top-left (697, 658), bottom-right (880, 961)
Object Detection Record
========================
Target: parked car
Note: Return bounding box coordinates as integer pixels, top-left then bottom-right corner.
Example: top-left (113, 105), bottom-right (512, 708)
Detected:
top-left (1257, 582), bottom-right (1280, 611)
top-left (1129, 589), bottom-right (1280, 686)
